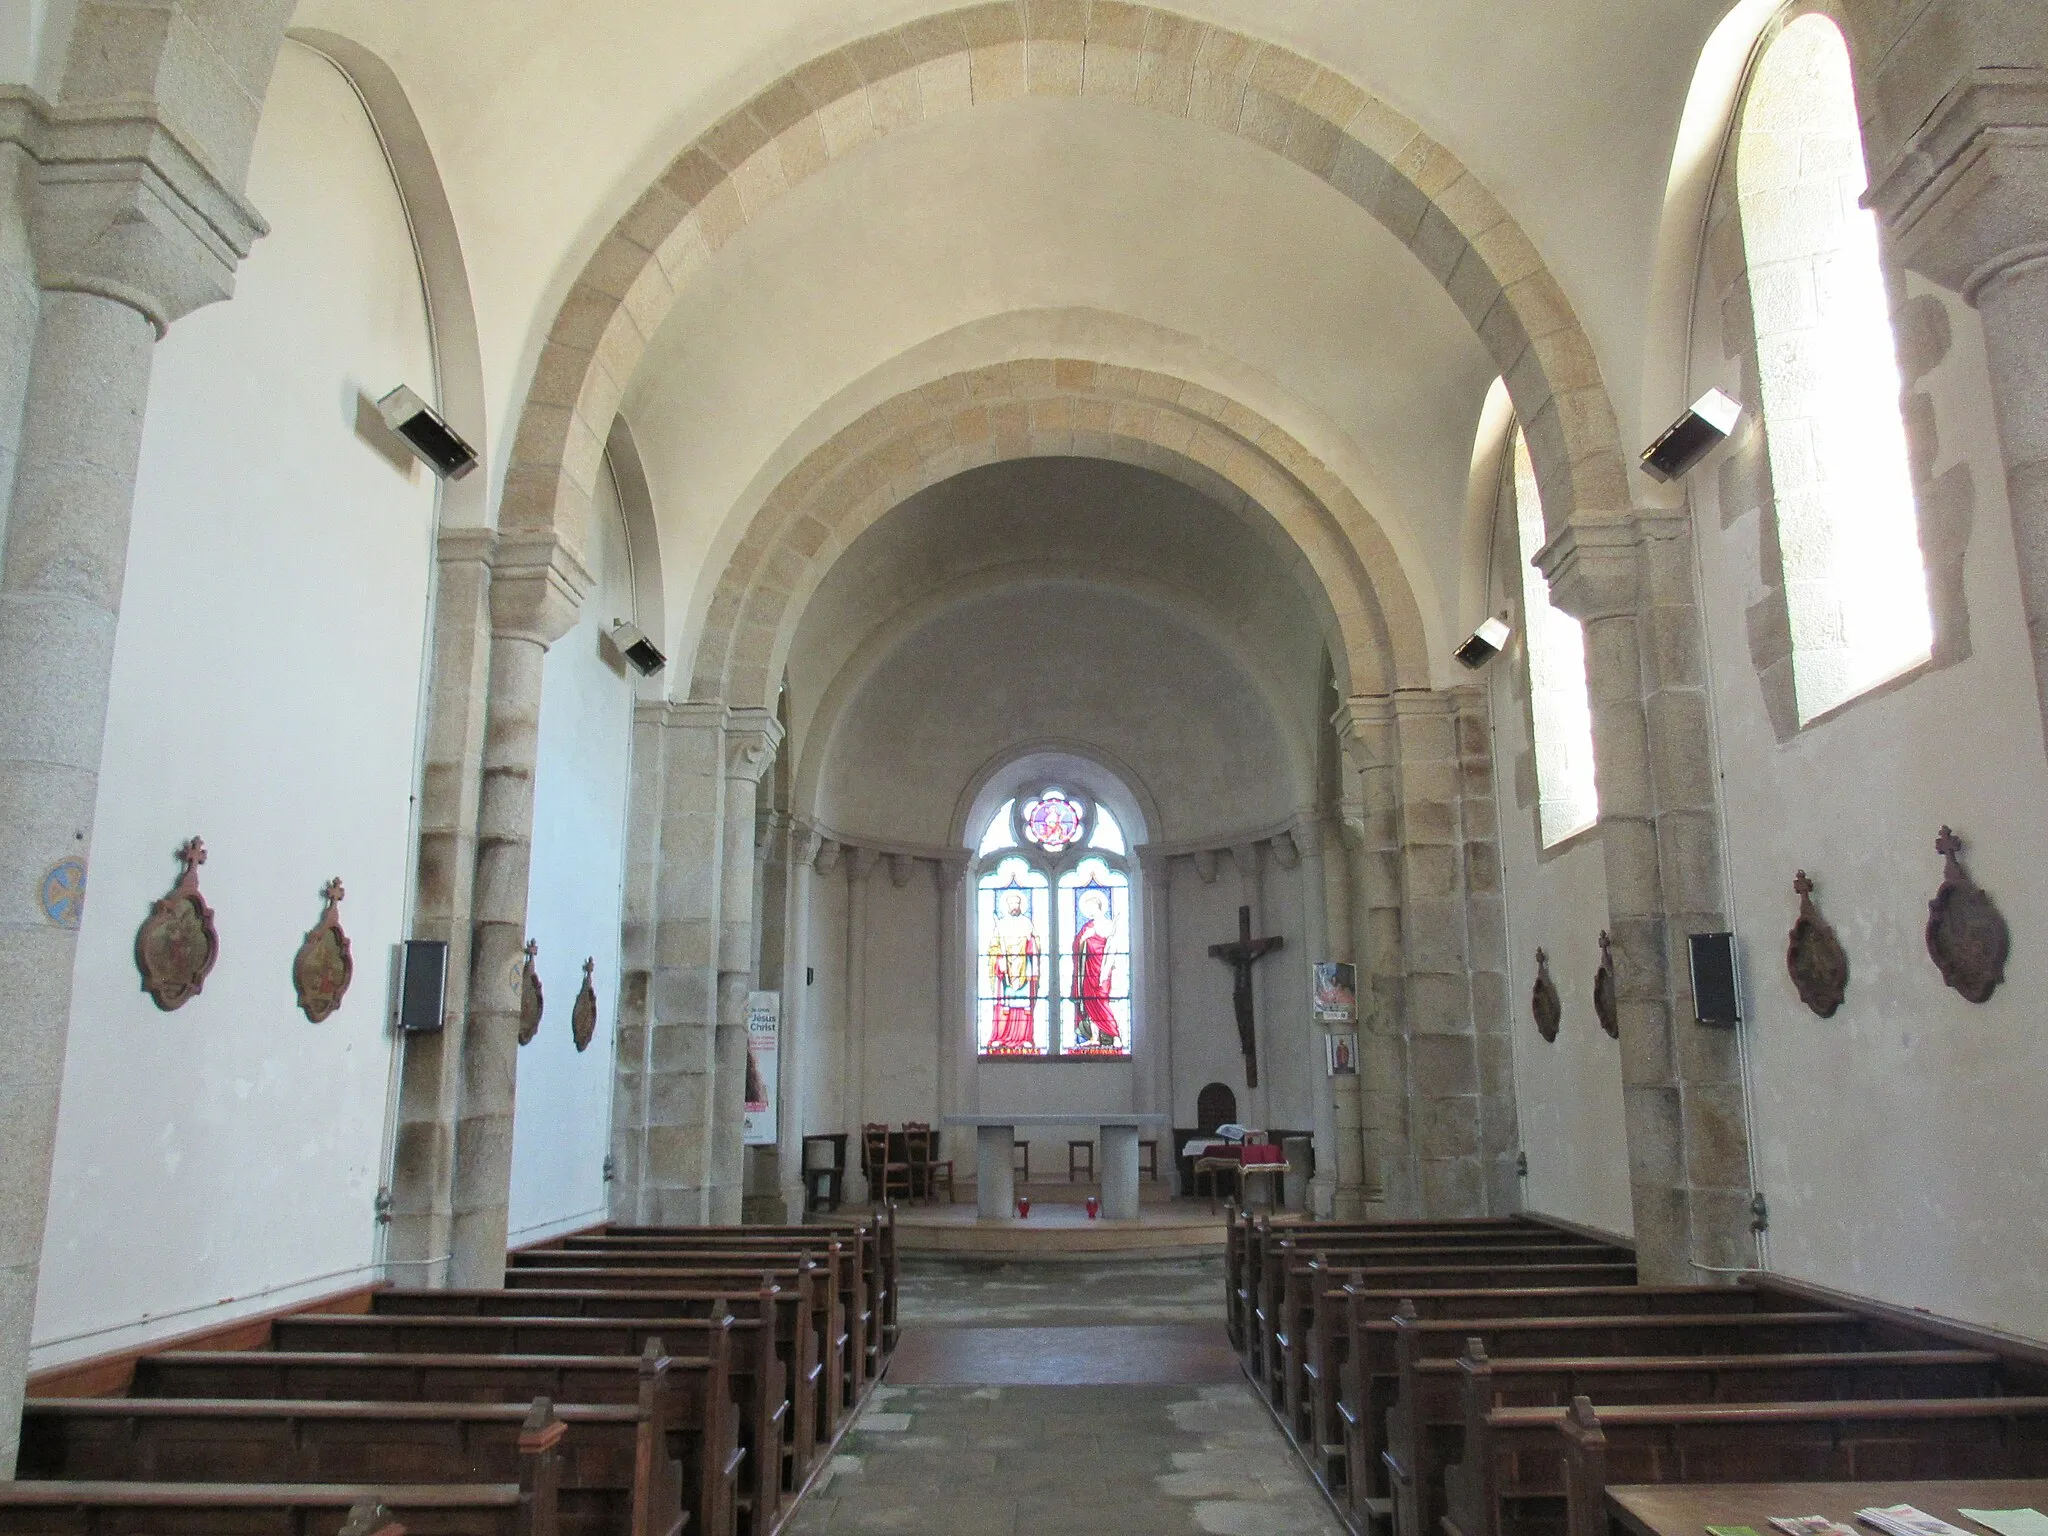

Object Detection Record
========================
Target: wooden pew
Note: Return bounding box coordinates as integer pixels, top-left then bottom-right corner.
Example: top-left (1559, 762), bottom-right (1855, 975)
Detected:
top-left (1444, 1393), bottom-right (2048, 1536)
top-left (266, 1310), bottom-right (802, 1516)
top-left (376, 1276), bottom-right (844, 1441)
top-left (0, 1482), bottom-right (535, 1536)
top-left (128, 1339), bottom-right (757, 1536)
top-left (1269, 1240), bottom-right (1635, 1432)
top-left (1254, 1252), bottom-right (1640, 1400)
top-left (498, 1261), bottom-right (851, 1414)
top-left (1388, 1341), bottom-right (2006, 1536)
top-left (515, 1239), bottom-right (870, 1391)
top-left (562, 1222), bottom-right (895, 1364)
top-left (1303, 1286), bottom-right (1769, 1494)
top-left (15, 1375), bottom-right (719, 1536)
top-left (1340, 1308), bottom-right (1875, 1530)
top-left (1227, 1214), bottom-right (1610, 1349)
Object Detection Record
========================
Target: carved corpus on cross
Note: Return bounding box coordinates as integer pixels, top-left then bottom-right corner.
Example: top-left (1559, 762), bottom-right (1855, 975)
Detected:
top-left (1209, 904), bottom-right (1283, 1088)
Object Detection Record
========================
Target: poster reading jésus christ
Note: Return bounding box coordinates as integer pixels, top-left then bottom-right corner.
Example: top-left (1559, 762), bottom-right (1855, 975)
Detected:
top-left (743, 991), bottom-right (780, 1145)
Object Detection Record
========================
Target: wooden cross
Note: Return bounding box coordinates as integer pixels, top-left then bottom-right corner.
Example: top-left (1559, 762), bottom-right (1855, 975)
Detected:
top-left (1209, 904), bottom-right (1284, 1088)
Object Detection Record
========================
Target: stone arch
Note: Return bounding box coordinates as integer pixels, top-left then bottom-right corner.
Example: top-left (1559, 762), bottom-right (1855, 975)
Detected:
top-left (685, 358), bottom-right (1426, 709)
top-left (503, 2), bottom-right (1633, 577)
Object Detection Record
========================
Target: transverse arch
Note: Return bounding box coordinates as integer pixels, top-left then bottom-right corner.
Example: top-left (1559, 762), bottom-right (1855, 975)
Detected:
top-left (502, 3), bottom-right (1634, 586)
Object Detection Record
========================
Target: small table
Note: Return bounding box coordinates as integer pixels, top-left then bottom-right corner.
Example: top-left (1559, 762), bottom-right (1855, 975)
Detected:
top-left (1607, 1481), bottom-right (2048, 1536)
top-left (941, 1113), bottom-right (1170, 1220)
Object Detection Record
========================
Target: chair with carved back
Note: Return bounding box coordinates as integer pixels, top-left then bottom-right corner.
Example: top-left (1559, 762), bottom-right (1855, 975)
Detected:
top-left (861, 1122), bottom-right (912, 1205)
top-left (903, 1121), bottom-right (954, 1204)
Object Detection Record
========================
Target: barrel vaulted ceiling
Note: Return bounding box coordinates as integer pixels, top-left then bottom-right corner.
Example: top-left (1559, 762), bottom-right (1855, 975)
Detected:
top-left (288, 0), bottom-right (1738, 680)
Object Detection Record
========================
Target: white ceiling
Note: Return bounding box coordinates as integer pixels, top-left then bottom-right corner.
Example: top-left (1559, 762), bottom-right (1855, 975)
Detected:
top-left (286, 0), bottom-right (1740, 680)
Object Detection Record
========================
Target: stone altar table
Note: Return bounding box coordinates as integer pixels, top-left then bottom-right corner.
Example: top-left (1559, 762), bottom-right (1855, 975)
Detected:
top-left (942, 1113), bottom-right (1171, 1221)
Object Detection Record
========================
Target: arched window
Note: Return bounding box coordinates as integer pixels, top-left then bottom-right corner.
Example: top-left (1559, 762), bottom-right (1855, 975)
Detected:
top-left (1511, 426), bottom-right (1600, 846)
top-left (973, 787), bottom-right (1133, 1059)
top-left (1738, 13), bottom-right (1931, 723)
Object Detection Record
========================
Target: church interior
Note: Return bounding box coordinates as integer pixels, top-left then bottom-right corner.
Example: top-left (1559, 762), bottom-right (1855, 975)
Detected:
top-left (1, 1), bottom-right (2046, 1532)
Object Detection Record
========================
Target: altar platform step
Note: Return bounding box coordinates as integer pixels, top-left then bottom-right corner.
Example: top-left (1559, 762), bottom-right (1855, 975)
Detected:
top-left (891, 1195), bottom-right (1227, 1260)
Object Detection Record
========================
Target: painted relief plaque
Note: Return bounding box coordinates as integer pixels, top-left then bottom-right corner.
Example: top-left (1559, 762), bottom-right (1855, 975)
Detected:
top-left (1925, 826), bottom-right (2008, 1004)
top-left (571, 957), bottom-right (598, 1052)
top-left (136, 838), bottom-right (218, 1011)
top-left (518, 938), bottom-right (544, 1044)
top-left (1785, 870), bottom-right (1848, 1018)
top-left (1593, 930), bottom-right (1619, 1040)
top-left (1530, 948), bottom-right (1562, 1043)
top-left (293, 878), bottom-right (354, 1023)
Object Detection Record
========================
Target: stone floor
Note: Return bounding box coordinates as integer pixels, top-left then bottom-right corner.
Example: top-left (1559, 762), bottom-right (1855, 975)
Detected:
top-left (784, 1257), bottom-right (1345, 1535)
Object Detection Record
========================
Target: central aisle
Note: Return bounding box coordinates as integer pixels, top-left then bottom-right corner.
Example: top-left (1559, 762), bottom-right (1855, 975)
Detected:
top-left (787, 1256), bottom-right (1345, 1535)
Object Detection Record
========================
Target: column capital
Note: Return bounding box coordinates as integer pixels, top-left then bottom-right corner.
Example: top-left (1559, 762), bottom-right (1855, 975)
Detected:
top-left (936, 854), bottom-right (970, 891)
top-left (437, 526), bottom-right (497, 567)
top-left (788, 819), bottom-right (822, 868)
top-left (847, 845), bottom-right (883, 883)
top-left (0, 88), bottom-right (269, 334)
top-left (1535, 512), bottom-right (1644, 621)
top-left (1866, 67), bottom-right (2048, 302)
top-left (490, 529), bottom-right (592, 646)
top-left (1269, 829), bottom-right (1303, 870)
top-left (724, 706), bottom-right (783, 784)
top-left (813, 837), bottom-right (844, 875)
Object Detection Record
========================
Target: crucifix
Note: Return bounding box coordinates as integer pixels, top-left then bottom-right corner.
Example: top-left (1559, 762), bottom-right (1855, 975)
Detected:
top-left (1209, 904), bottom-right (1284, 1088)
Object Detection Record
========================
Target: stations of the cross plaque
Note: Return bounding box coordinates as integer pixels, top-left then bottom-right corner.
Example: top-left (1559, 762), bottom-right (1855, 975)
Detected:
top-left (1208, 904), bottom-right (1283, 1087)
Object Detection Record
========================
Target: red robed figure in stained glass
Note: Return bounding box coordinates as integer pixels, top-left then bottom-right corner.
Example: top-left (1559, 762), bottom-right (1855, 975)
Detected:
top-left (1069, 887), bottom-right (1122, 1048)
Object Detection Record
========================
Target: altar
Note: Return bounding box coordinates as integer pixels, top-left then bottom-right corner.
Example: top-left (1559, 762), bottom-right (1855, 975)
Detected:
top-left (941, 1112), bottom-right (1172, 1220)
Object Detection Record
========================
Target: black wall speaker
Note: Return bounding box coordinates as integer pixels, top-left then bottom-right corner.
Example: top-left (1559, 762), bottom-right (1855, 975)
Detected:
top-left (398, 938), bottom-right (449, 1033)
top-left (1688, 931), bottom-right (1741, 1025)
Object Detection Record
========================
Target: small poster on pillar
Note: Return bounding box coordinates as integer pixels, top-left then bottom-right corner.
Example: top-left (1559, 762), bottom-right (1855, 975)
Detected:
top-left (1311, 961), bottom-right (1357, 1022)
top-left (743, 991), bottom-right (779, 1145)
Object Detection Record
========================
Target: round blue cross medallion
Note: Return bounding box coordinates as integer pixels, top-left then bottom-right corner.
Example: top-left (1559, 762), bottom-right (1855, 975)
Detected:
top-left (41, 858), bottom-right (85, 930)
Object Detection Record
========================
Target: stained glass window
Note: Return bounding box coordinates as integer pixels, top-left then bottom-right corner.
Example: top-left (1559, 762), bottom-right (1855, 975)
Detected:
top-left (972, 790), bottom-right (1134, 1059)
top-left (1021, 789), bottom-right (1085, 854)
top-left (1058, 858), bottom-right (1131, 1054)
top-left (976, 857), bottom-right (1049, 1055)
top-left (977, 799), bottom-right (1017, 856)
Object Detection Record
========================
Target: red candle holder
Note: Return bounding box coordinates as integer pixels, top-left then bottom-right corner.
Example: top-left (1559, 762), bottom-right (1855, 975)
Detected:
top-left (1016, 1195), bottom-right (1031, 1217)
top-left (1085, 1196), bottom-right (1100, 1219)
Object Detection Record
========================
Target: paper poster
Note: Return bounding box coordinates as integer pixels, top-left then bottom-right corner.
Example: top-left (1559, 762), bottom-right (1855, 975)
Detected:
top-left (1312, 960), bottom-right (1357, 1022)
top-left (1325, 1031), bottom-right (1358, 1076)
top-left (743, 990), bottom-right (779, 1145)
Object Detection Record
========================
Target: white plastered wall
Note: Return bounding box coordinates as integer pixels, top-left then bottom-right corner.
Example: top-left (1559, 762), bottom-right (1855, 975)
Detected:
top-left (508, 457), bottom-right (636, 1244)
top-left (31, 45), bottom-right (436, 1365)
top-left (1689, 259), bottom-right (2048, 1337)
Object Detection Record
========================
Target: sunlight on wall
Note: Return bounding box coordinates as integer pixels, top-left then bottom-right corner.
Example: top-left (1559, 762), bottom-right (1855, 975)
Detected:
top-left (1739, 14), bottom-right (1932, 724)
top-left (1513, 429), bottom-right (1599, 846)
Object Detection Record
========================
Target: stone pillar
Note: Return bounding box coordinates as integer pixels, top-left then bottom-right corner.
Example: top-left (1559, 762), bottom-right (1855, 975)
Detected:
top-left (1290, 821), bottom-right (1341, 1218)
top-left (447, 532), bottom-right (589, 1284)
top-left (1456, 690), bottom-right (1521, 1215)
top-left (1315, 813), bottom-right (1370, 1218)
top-left (710, 708), bottom-right (781, 1224)
top-left (772, 822), bottom-right (820, 1221)
top-left (1541, 509), bottom-right (1750, 1282)
top-left (844, 847), bottom-right (881, 1185)
top-left (610, 700), bottom-right (672, 1223)
top-left (386, 527), bottom-right (496, 1283)
top-left (0, 100), bottom-right (266, 1472)
top-left (1336, 696), bottom-right (1407, 1213)
top-left (1867, 62), bottom-right (2048, 764)
top-left (641, 703), bottom-right (728, 1224)
top-left (1138, 849), bottom-right (1173, 1135)
top-left (935, 855), bottom-right (970, 1131)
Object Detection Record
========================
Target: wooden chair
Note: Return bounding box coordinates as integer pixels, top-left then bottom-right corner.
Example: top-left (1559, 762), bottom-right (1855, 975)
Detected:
top-left (903, 1122), bottom-right (954, 1204)
top-left (861, 1122), bottom-right (911, 1205)
top-left (1067, 1139), bottom-right (1095, 1182)
top-left (801, 1132), bottom-right (847, 1213)
top-left (1139, 1139), bottom-right (1159, 1181)
top-left (1012, 1139), bottom-right (1030, 1182)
